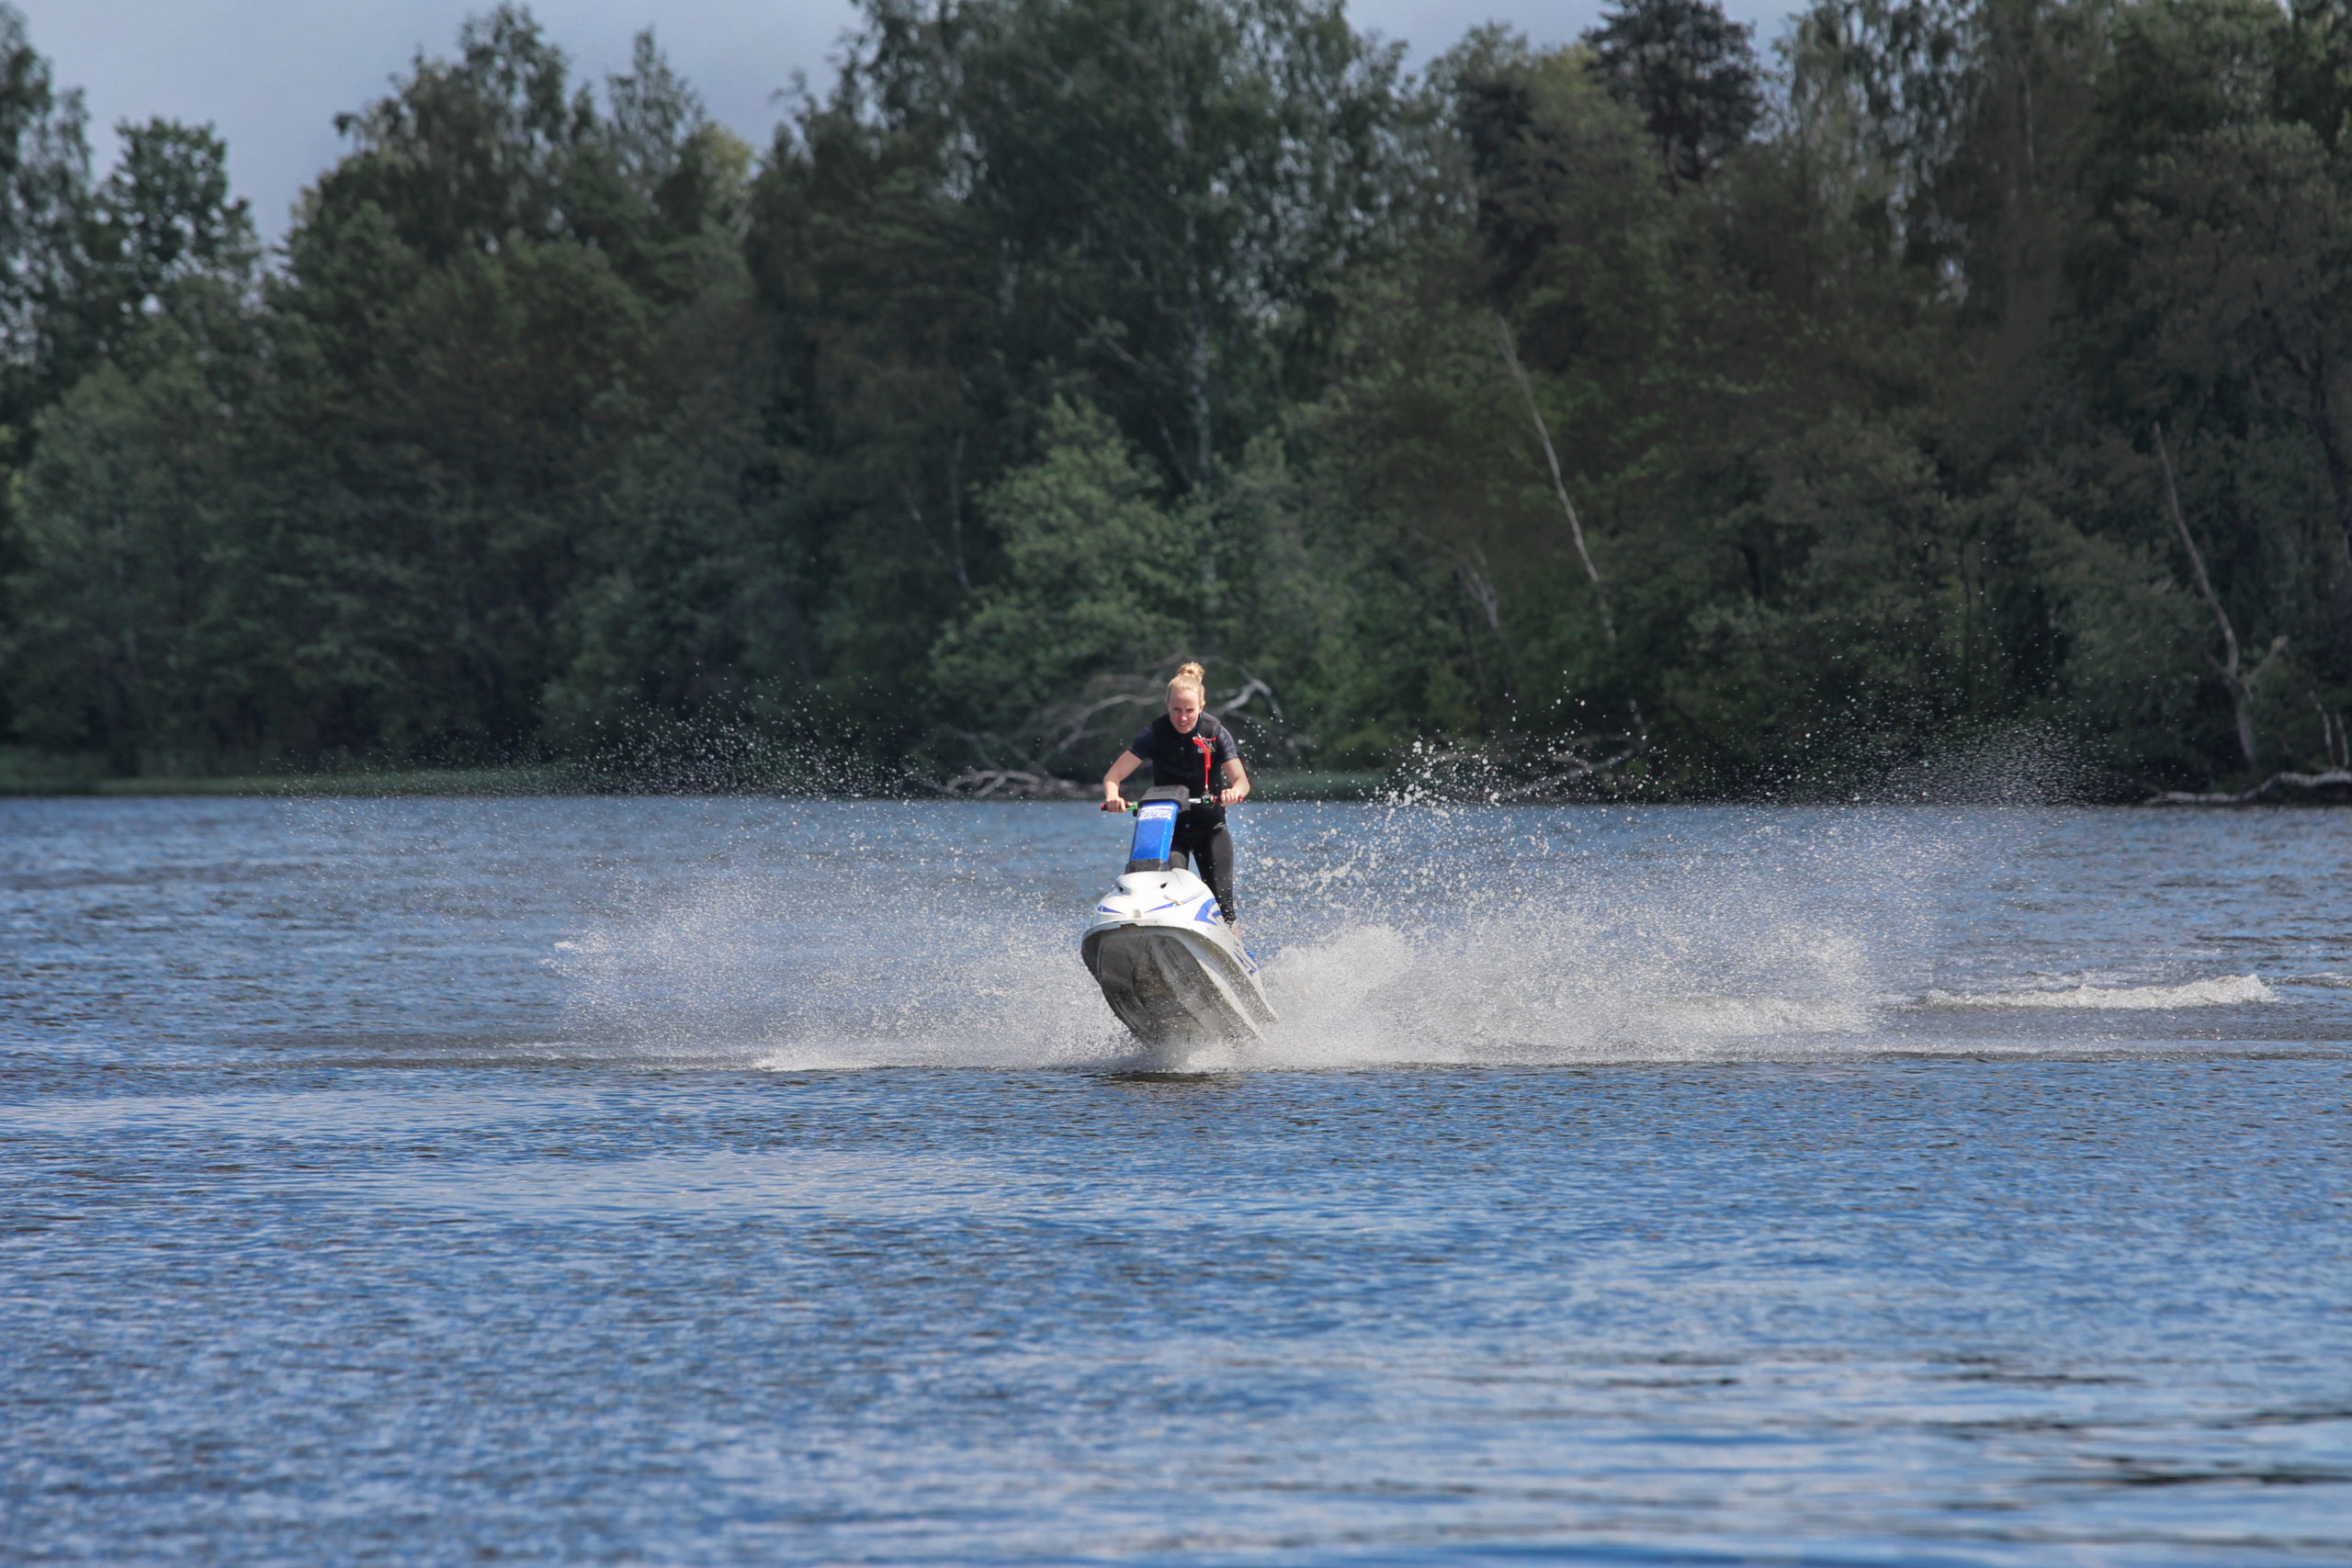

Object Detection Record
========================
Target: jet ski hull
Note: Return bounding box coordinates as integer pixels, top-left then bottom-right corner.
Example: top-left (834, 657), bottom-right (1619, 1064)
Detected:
top-left (1083, 924), bottom-right (1269, 1044)
top-left (1080, 868), bottom-right (1276, 1045)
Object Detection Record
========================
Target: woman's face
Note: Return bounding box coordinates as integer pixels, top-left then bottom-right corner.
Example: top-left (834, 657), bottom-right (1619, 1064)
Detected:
top-left (1167, 689), bottom-right (1203, 733)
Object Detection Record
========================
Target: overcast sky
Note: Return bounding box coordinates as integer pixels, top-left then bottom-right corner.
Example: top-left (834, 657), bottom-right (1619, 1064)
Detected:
top-left (21, 0), bottom-right (1796, 246)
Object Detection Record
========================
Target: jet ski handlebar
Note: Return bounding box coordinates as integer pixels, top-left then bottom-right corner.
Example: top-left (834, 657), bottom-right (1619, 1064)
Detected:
top-left (1106, 794), bottom-right (1220, 813)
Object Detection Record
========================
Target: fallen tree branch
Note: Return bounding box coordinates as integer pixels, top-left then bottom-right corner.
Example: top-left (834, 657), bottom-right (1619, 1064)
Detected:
top-left (1219, 675), bottom-right (1284, 722)
top-left (918, 769), bottom-right (1093, 800)
top-left (1384, 736), bottom-right (1648, 804)
top-left (2144, 768), bottom-right (2352, 806)
top-left (1040, 687), bottom-right (1166, 761)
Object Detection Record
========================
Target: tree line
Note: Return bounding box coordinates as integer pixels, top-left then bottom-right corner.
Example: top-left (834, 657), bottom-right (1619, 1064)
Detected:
top-left (2, 0), bottom-right (2347, 795)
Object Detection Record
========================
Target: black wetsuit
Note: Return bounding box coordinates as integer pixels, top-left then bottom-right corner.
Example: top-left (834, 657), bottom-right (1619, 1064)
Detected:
top-left (1130, 713), bottom-right (1241, 921)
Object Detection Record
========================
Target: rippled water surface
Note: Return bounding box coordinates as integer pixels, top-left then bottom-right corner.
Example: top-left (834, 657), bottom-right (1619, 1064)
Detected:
top-left (4, 796), bottom-right (2348, 1564)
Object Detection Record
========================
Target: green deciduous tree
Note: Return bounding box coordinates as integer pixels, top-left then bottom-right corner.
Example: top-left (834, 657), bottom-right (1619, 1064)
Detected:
top-left (8, 319), bottom-right (265, 770)
top-left (929, 397), bottom-right (1202, 765)
top-left (0, 2), bottom-right (86, 428)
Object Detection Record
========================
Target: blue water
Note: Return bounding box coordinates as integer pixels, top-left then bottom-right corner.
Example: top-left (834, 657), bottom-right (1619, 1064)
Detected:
top-left (4, 797), bottom-right (2348, 1563)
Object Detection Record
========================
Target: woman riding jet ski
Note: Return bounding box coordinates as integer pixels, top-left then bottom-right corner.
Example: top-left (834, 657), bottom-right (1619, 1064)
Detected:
top-left (1082, 663), bottom-right (1277, 1044)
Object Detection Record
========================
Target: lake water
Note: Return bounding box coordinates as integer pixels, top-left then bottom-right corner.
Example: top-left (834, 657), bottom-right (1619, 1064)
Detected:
top-left (3, 796), bottom-right (2347, 1564)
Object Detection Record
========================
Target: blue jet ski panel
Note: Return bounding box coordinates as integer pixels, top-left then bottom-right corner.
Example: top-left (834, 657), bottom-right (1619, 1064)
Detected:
top-left (1126, 801), bottom-right (1180, 873)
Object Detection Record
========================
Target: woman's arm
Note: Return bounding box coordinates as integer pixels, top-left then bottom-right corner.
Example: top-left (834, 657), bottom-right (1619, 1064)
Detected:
top-left (1217, 758), bottom-right (1250, 807)
top-left (1102, 750), bottom-right (1144, 810)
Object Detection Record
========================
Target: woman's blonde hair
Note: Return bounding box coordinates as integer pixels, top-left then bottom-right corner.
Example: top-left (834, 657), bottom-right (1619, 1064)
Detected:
top-left (1168, 661), bottom-right (1207, 702)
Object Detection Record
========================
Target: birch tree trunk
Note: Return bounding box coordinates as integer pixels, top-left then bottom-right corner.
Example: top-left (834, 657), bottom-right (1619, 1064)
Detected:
top-left (2155, 423), bottom-right (2261, 771)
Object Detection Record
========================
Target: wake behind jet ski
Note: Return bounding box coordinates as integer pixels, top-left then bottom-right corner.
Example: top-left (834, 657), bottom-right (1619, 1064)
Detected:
top-left (1082, 788), bottom-right (1277, 1044)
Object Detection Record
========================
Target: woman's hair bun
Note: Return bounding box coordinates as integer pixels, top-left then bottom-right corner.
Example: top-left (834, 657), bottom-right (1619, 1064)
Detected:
top-left (1169, 661), bottom-right (1208, 695)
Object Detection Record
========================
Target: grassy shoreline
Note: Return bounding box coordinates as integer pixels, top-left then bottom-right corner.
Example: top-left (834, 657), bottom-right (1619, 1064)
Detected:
top-left (0, 762), bottom-right (1392, 801)
top-left (0, 763), bottom-right (571, 798)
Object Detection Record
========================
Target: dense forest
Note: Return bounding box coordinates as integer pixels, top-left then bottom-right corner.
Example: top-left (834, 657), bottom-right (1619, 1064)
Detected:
top-left (2, 0), bottom-right (2348, 795)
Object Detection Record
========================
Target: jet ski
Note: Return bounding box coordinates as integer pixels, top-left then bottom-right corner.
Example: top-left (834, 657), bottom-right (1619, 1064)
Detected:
top-left (1082, 786), bottom-right (1278, 1045)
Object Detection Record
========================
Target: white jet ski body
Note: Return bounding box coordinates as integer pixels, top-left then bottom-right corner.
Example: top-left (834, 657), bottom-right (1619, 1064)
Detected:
top-left (1082, 788), bottom-right (1277, 1045)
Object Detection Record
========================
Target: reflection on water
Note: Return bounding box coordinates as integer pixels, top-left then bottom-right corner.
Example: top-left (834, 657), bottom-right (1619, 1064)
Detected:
top-left (3, 797), bottom-right (2348, 1562)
